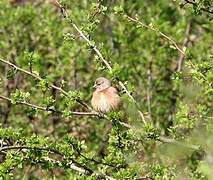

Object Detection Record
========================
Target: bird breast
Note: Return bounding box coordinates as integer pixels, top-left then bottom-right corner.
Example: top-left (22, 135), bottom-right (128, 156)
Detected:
top-left (91, 87), bottom-right (121, 113)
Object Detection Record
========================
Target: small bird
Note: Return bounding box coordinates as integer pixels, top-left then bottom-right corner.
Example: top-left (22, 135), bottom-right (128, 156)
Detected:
top-left (91, 77), bottom-right (121, 113)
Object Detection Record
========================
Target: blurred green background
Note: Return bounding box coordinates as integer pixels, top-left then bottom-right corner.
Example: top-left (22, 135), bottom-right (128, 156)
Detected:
top-left (0, 0), bottom-right (212, 179)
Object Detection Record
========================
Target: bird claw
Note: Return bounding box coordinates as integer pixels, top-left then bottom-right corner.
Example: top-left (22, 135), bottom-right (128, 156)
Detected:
top-left (98, 112), bottom-right (105, 117)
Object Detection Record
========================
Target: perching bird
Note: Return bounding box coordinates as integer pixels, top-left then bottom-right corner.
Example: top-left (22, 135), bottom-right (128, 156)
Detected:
top-left (91, 77), bottom-right (121, 113)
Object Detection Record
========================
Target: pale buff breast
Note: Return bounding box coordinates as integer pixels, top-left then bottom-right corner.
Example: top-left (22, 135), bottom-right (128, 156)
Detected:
top-left (91, 87), bottom-right (121, 113)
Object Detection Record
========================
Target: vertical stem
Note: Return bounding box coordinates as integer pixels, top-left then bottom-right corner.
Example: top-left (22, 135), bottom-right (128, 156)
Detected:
top-left (147, 60), bottom-right (152, 120)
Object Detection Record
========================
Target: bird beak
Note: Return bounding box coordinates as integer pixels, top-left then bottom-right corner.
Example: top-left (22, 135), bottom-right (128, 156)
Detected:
top-left (93, 84), bottom-right (97, 89)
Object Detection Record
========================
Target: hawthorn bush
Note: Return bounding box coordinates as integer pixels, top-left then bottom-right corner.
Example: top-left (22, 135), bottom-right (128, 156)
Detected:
top-left (0, 0), bottom-right (212, 179)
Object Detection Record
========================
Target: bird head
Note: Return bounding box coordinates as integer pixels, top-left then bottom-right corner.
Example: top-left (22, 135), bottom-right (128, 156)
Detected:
top-left (93, 77), bottom-right (111, 92)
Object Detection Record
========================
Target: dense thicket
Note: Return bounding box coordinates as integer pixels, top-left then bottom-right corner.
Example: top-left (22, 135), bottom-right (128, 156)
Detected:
top-left (0, 0), bottom-right (212, 179)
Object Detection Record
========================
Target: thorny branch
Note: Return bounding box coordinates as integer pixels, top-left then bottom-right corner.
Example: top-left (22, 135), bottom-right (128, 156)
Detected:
top-left (0, 95), bottom-right (125, 168)
top-left (0, 57), bottom-right (133, 127)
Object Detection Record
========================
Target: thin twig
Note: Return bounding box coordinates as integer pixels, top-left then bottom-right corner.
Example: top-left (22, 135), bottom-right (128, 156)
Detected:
top-left (41, 157), bottom-right (87, 173)
top-left (146, 60), bottom-right (152, 119)
top-left (123, 15), bottom-right (208, 81)
top-left (69, 140), bottom-right (124, 168)
top-left (71, 23), bottom-right (113, 71)
top-left (0, 95), bottom-right (98, 116)
top-left (176, 20), bottom-right (193, 71)
top-left (124, 15), bottom-right (185, 55)
top-left (157, 136), bottom-right (200, 150)
top-left (184, 0), bottom-right (213, 15)
top-left (0, 145), bottom-right (64, 157)
top-left (89, 0), bottom-right (102, 22)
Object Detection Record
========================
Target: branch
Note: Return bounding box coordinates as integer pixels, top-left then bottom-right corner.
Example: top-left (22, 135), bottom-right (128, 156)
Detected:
top-left (0, 95), bottom-right (98, 116)
top-left (157, 136), bottom-right (200, 150)
top-left (146, 60), bottom-right (152, 119)
top-left (0, 58), bottom-right (91, 110)
top-left (37, 157), bottom-right (87, 174)
top-left (0, 145), bottom-right (116, 179)
top-left (184, 0), bottom-right (213, 14)
top-left (0, 89), bottom-right (126, 168)
top-left (0, 145), bottom-right (93, 176)
top-left (137, 135), bottom-right (200, 150)
top-left (123, 15), bottom-right (208, 81)
top-left (40, 157), bottom-right (115, 179)
top-left (0, 94), bottom-right (131, 128)
top-left (124, 15), bottom-right (185, 55)
top-left (68, 138), bottom-right (125, 168)
top-left (55, 1), bottom-right (147, 124)
top-left (176, 20), bottom-right (193, 72)
top-left (50, 157), bottom-right (117, 179)
top-left (0, 145), bottom-right (64, 156)
top-left (0, 58), bottom-right (138, 127)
